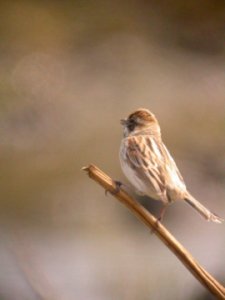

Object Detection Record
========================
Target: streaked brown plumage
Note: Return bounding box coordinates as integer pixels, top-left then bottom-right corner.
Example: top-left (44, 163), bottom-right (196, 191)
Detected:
top-left (119, 108), bottom-right (223, 223)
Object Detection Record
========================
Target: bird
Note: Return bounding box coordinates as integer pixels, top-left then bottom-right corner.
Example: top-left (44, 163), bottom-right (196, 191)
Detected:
top-left (119, 108), bottom-right (223, 223)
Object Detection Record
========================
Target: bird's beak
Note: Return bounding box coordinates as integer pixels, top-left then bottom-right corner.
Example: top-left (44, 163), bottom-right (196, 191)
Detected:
top-left (120, 118), bottom-right (127, 126)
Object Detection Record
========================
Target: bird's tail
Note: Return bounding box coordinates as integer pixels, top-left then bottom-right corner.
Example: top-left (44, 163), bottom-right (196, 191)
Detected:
top-left (184, 193), bottom-right (224, 224)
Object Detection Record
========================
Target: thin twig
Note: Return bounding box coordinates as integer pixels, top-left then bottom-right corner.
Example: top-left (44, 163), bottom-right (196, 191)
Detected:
top-left (82, 164), bottom-right (225, 299)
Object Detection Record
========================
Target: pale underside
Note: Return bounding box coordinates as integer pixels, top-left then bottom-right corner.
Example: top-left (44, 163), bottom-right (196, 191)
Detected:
top-left (120, 134), bottom-right (187, 204)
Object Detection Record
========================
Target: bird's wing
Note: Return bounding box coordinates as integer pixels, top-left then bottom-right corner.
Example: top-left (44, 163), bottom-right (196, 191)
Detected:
top-left (124, 135), bottom-right (168, 195)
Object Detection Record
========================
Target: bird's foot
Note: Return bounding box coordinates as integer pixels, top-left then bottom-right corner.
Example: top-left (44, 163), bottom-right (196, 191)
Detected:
top-left (150, 204), bottom-right (168, 234)
top-left (105, 180), bottom-right (123, 196)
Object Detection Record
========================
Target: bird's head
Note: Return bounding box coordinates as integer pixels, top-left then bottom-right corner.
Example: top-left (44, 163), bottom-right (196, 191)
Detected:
top-left (120, 108), bottom-right (160, 137)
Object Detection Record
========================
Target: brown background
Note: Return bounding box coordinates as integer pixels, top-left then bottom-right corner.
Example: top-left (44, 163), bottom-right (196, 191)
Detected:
top-left (0, 1), bottom-right (225, 299)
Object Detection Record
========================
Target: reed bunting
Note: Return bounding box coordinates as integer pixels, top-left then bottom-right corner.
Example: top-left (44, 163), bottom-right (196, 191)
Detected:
top-left (119, 108), bottom-right (223, 223)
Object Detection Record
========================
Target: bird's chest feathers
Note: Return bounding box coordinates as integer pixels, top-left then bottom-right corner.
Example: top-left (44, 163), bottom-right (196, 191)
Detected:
top-left (120, 158), bottom-right (150, 196)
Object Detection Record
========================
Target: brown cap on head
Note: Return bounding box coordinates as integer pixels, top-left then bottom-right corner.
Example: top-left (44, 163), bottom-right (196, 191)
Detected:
top-left (128, 108), bottom-right (157, 124)
top-left (121, 108), bottom-right (160, 136)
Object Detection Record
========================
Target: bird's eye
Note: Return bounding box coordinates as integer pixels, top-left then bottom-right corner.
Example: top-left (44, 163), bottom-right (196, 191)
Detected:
top-left (128, 119), bottom-right (136, 131)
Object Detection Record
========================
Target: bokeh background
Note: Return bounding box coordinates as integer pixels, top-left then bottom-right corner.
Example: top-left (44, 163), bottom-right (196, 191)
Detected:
top-left (0, 1), bottom-right (225, 299)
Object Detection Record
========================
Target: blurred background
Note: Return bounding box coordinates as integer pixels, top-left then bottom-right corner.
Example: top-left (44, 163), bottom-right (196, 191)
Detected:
top-left (0, 1), bottom-right (225, 299)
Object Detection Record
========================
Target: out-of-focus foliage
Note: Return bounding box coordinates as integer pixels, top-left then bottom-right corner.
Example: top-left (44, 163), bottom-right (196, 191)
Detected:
top-left (0, 1), bottom-right (224, 300)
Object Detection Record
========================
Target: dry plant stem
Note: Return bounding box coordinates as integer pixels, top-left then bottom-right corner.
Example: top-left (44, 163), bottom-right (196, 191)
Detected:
top-left (82, 164), bottom-right (225, 300)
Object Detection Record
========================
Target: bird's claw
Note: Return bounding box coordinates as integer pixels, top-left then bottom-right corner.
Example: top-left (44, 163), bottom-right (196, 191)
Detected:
top-left (150, 218), bottom-right (161, 234)
top-left (105, 180), bottom-right (123, 196)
